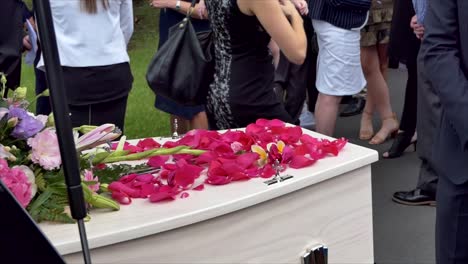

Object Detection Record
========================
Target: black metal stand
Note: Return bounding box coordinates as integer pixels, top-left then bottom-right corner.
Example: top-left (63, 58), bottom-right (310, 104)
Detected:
top-left (32, 1), bottom-right (91, 263)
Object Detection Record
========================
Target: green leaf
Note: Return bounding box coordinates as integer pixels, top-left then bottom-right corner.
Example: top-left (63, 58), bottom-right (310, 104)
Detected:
top-left (28, 189), bottom-right (53, 213)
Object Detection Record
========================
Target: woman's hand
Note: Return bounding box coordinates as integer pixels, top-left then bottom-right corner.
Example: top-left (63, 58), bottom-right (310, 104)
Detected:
top-left (291, 0), bottom-right (309, 15)
top-left (150, 0), bottom-right (176, 9)
top-left (279, 0), bottom-right (301, 18)
top-left (197, 0), bottom-right (208, 19)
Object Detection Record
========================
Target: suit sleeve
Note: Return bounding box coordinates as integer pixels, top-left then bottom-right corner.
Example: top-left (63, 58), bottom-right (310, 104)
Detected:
top-left (422, 0), bottom-right (468, 150)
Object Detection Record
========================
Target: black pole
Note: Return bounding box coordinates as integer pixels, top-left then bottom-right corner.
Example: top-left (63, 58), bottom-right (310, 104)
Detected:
top-left (32, 1), bottom-right (91, 263)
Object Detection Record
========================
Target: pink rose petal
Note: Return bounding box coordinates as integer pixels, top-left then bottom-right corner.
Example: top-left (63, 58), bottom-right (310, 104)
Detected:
top-left (148, 155), bottom-right (170, 168)
top-left (289, 156), bottom-right (316, 169)
top-left (111, 191), bottom-right (132, 205)
top-left (193, 184), bottom-right (205, 191)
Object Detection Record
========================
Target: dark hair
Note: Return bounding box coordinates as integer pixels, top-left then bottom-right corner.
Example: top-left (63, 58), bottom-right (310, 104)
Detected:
top-left (81, 0), bottom-right (109, 14)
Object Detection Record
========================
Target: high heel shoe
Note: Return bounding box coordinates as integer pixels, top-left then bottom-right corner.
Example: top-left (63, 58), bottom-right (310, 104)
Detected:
top-left (369, 113), bottom-right (399, 145)
top-left (359, 111), bottom-right (374, 140)
top-left (382, 132), bottom-right (417, 159)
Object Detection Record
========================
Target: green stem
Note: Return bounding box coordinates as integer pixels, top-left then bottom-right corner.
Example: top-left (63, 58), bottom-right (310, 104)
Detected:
top-left (101, 146), bottom-right (205, 164)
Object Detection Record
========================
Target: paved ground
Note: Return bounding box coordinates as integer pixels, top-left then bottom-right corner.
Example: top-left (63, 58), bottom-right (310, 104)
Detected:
top-left (334, 67), bottom-right (436, 264)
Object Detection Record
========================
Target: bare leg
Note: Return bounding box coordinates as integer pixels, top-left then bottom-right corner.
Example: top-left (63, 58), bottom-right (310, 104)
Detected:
top-left (361, 45), bottom-right (398, 144)
top-left (377, 43), bottom-right (389, 81)
top-left (189, 111), bottom-right (209, 130)
top-left (360, 46), bottom-right (376, 140)
top-left (314, 93), bottom-right (342, 136)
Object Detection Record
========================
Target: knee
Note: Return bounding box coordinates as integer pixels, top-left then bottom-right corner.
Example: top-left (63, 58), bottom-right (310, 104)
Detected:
top-left (361, 62), bottom-right (376, 77)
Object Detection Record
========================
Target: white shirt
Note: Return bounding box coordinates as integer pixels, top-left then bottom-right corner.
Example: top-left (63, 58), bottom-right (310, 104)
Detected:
top-left (39, 0), bottom-right (133, 68)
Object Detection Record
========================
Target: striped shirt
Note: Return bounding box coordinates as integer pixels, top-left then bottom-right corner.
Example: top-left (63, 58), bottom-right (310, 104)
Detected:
top-left (412, 0), bottom-right (427, 25)
top-left (308, 0), bottom-right (371, 30)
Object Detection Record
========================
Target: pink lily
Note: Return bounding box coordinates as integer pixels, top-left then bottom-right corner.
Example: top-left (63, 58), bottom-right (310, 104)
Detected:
top-left (76, 124), bottom-right (121, 151)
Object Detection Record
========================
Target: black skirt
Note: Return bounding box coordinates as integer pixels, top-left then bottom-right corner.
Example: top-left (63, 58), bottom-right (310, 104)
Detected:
top-left (62, 62), bottom-right (133, 106)
top-left (388, 0), bottom-right (421, 66)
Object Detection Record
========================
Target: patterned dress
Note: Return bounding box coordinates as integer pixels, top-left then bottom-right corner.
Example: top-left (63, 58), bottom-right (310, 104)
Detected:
top-left (205, 0), bottom-right (293, 130)
top-left (360, 0), bottom-right (394, 47)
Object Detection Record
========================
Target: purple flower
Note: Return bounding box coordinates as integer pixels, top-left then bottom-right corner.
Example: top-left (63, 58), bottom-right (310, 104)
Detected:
top-left (8, 107), bottom-right (28, 119)
top-left (8, 107), bottom-right (45, 139)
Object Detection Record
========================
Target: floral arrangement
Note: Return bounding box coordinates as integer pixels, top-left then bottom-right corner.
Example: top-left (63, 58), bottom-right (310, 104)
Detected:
top-left (0, 73), bottom-right (347, 224)
top-left (0, 73), bottom-right (123, 223)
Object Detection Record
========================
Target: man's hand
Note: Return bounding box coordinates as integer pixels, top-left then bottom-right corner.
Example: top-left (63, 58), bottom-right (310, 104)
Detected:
top-left (150, 0), bottom-right (175, 9)
top-left (291, 0), bottom-right (309, 15)
top-left (410, 15), bottom-right (425, 39)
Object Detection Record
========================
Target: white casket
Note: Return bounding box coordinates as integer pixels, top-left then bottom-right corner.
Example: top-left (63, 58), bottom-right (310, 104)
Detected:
top-left (39, 129), bottom-right (378, 264)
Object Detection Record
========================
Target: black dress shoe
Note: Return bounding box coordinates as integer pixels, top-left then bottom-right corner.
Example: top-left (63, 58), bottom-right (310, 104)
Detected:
top-left (392, 189), bottom-right (436, 206)
top-left (340, 97), bottom-right (366, 117)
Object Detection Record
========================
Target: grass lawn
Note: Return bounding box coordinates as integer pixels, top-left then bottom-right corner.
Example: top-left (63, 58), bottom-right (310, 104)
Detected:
top-left (21, 1), bottom-right (170, 139)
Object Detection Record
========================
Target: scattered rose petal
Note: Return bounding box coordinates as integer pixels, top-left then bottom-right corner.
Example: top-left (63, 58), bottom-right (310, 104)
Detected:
top-left (193, 184), bottom-right (205, 191)
top-left (289, 156), bottom-right (316, 169)
top-left (149, 192), bottom-right (175, 203)
top-left (112, 191), bottom-right (132, 205)
top-left (148, 155), bottom-right (170, 168)
top-left (180, 192), bottom-right (190, 199)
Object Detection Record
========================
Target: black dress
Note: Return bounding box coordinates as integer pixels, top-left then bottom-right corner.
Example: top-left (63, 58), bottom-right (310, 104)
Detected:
top-left (388, 0), bottom-right (420, 135)
top-left (388, 0), bottom-right (420, 66)
top-left (205, 0), bottom-right (293, 130)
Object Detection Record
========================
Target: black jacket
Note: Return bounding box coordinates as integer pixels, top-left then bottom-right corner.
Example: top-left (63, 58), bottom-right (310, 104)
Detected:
top-left (421, 0), bottom-right (468, 184)
top-left (0, 0), bottom-right (24, 75)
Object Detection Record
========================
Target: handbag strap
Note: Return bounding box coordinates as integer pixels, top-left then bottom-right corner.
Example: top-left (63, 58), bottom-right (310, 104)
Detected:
top-left (186, 0), bottom-right (197, 19)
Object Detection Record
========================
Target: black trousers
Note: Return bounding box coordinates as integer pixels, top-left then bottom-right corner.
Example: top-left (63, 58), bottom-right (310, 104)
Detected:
top-left (436, 174), bottom-right (468, 263)
top-left (69, 96), bottom-right (128, 133)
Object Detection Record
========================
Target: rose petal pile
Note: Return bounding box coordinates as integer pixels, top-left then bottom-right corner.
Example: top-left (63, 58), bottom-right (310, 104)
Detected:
top-left (108, 119), bottom-right (347, 205)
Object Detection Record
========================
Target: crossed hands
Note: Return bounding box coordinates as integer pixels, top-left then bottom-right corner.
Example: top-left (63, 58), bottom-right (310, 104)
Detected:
top-left (410, 15), bottom-right (424, 40)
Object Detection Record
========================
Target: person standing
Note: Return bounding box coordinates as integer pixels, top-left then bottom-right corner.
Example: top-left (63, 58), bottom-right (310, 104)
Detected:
top-left (150, 0), bottom-right (209, 134)
top-left (203, 0), bottom-right (305, 130)
top-left (382, 0), bottom-right (420, 159)
top-left (359, 0), bottom-right (399, 145)
top-left (0, 0), bottom-right (27, 96)
top-left (273, 0), bottom-right (316, 125)
top-left (38, 0), bottom-right (134, 132)
top-left (309, 0), bottom-right (371, 136)
top-left (421, 0), bottom-right (468, 262)
top-left (392, 0), bottom-right (440, 207)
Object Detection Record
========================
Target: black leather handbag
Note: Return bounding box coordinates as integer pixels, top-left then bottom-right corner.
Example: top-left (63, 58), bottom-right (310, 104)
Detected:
top-left (146, 0), bottom-right (214, 106)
